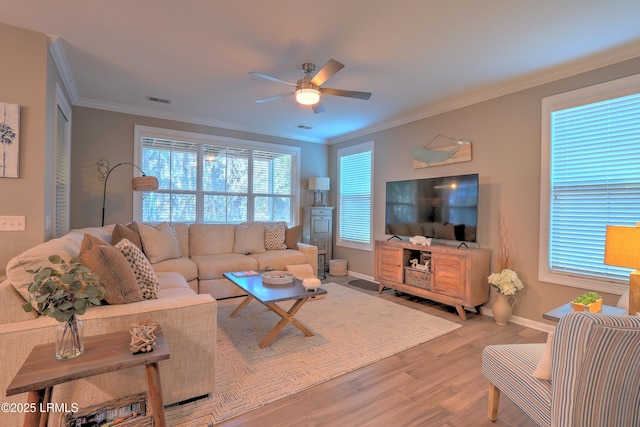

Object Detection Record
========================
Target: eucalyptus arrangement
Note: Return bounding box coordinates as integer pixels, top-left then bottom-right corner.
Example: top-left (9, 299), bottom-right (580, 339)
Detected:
top-left (22, 255), bottom-right (106, 359)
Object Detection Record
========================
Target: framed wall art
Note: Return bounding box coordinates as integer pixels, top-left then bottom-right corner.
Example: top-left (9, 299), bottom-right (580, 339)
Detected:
top-left (0, 102), bottom-right (20, 178)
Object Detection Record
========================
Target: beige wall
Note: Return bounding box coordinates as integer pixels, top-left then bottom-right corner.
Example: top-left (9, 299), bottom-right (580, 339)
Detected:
top-left (330, 56), bottom-right (640, 325)
top-left (3, 20), bottom-right (638, 325)
top-left (70, 107), bottom-right (329, 228)
top-left (0, 24), bottom-right (50, 274)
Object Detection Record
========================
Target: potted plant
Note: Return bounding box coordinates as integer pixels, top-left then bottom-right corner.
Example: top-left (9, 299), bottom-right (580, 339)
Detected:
top-left (571, 291), bottom-right (602, 313)
top-left (22, 255), bottom-right (106, 359)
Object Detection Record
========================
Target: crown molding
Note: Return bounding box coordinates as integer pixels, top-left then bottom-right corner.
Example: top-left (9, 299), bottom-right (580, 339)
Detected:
top-left (48, 36), bottom-right (79, 104)
top-left (74, 97), bottom-right (326, 144)
top-left (329, 41), bottom-right (640, 145)
top-left (48, 33), bottom-right (640, 147)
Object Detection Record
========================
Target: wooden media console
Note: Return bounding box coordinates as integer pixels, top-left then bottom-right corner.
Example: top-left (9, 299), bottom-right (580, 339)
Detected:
top-left (375, 240), bottom-right (490, 320)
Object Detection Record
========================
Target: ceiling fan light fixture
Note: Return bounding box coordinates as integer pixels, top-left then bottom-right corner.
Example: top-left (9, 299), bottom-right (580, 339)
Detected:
top-left (295, 88), bottom-right (321, 105)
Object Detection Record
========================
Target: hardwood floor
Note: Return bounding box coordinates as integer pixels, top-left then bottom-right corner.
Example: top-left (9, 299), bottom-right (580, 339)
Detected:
top-left (218, 276), bottom-right (547, 427)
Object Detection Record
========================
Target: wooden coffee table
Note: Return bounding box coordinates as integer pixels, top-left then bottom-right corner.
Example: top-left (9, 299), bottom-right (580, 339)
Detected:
top-left (6, 330), bottom-right (169, 427)
top-left (223, 271), bottom-right (327, 348)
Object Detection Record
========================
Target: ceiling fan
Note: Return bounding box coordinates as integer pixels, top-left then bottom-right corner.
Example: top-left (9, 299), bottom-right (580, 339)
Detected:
top-left (249, 59), bottom-right (372, 113)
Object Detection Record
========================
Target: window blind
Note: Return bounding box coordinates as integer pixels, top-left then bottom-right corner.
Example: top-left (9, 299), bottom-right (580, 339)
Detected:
top-left (338, 142), bottom-right (373, 249)
top-left (54, 104), bottom-right (70, 237)
top-left (139, 134), bottom-right (297, 224)
top-left (549, 92), bottom-right (640, 283)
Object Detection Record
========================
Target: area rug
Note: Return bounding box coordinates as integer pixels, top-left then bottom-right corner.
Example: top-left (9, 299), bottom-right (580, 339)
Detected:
top-left (165, 282), bottom-right (461, 425)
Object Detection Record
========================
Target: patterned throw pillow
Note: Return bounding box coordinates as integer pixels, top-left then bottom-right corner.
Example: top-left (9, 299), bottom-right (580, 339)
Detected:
top-left (115, 238), bottom-right (159, 300)
top-left (264, 222), bottom-right (287, 250)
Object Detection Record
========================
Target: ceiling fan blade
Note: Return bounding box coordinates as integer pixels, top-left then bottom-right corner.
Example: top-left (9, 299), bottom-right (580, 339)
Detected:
top-left (249, 72), bottom-right (297, 87)
top-left (312, 102), bottom-right (325, 114)
top-left (310, 59), bottom-right (344, 86)
top-left (255, 92), bottom-right (294, 103)
top-left (321, 87), bottom-right (372, 100)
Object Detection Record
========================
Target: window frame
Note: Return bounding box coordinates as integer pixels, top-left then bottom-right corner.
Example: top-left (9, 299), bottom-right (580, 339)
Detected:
top-left (539, 73), bottom-right (640, 295)
top-left (336, 141), bottom-right (374, 251)
top-left (133, 125), bottom-right (301, 225)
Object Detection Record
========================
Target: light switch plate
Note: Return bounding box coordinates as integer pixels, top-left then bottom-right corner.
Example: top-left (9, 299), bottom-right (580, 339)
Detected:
top-left (0, 216), bottom-right (26, 231)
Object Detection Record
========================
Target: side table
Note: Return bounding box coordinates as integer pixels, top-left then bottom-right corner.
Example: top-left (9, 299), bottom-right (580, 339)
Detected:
top-left (543, 303), bottom-right (626, 322)
top-left (6, 330), bottom-right (170, 427)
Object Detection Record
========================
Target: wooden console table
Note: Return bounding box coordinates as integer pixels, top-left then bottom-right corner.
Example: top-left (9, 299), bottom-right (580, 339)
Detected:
top-left (6, 330), bottom-right (170, 427)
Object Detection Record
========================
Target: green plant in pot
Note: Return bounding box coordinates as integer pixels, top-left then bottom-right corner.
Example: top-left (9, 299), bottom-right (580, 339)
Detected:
top-left (571, 291), bottom-right (602, 313)
top-left (22, 255), bottom-right (106, 359)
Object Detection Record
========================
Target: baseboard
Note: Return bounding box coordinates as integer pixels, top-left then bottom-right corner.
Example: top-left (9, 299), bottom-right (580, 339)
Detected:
top-left (480, 307), bottom-right (555, 333)
top-left (343, 270), bottom-right (554, 333)
top-left (342, 270), bottom-right (375, 282)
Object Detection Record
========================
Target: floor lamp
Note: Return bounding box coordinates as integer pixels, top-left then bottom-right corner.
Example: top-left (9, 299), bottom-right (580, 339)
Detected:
top-left (604, 224), bottom-right (640, 316)
top-left (101, 161), bottom-right (159, 226)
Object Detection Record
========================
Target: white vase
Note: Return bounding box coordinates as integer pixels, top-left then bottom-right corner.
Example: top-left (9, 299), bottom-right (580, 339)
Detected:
top-left (493, 293), bottom-right (516, 326)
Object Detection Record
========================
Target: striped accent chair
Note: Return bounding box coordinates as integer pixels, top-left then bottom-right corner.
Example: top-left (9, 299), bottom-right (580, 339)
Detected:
top-left (482, 312), bottom-right (640, 426)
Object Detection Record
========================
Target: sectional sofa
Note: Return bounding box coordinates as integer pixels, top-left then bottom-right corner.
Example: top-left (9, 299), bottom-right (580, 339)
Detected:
top-left (0, 221), bottom-right (317, 426)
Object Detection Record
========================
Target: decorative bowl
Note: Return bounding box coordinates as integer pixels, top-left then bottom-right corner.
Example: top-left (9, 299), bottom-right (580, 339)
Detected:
top-left (261, 271), bottom-right (295, 285)
top-left (302, 277), bottom-right (322, 291)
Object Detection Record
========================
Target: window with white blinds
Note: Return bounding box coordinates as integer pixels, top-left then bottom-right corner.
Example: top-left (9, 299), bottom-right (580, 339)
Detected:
top-left (135, 127), bottom-right (299, 225)
top-left (337, 141), bottom-right (373, 251)
top-left (540, 73), bottom-right (640, 292)
top-left (54, 85), bottom-right (71, 238)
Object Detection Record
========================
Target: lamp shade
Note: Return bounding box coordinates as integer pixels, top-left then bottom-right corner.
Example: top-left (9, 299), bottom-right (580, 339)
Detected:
top-left (604, 225), bottom-right (640, 269)
top-left (132, 176), bottom-right (159, 191)
top-left (308, 177), bottom-right (330, 191)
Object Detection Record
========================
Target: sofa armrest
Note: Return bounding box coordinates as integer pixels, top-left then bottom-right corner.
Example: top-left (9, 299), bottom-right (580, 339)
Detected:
top-left (0, 292), bottom-right (217, 426)
top-left (296, 243), bottom-right (318, 277)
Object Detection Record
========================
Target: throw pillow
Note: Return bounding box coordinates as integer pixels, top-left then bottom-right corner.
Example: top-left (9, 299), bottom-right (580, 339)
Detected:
top-left (264, 222), bottom-right (287, 250)
top-left (234, 223), bottom-right (266, 254)
top-left (112, 222), bottom-right (143, 251)
top-left (285, 225), bottom-right (302, 249)
top-left (78, 234), bottom-right (143, 305)
top-left (532, 332), bottom-right (553, 380)
top-left (138, 222), bottom-right (182, 264)
top-left (115, 238), bottom-right (159, 299)
top-left (285, 263), bottom-right (314, 279)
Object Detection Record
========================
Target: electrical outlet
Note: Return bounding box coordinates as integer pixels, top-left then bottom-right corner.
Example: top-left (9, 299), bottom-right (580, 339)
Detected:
top-left (0, 216), bottom-right (26, 231)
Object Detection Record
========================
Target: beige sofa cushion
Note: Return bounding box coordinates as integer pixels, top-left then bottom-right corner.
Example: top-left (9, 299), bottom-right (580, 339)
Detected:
top-left (248, 249), bottom-right (306, 271)
top-left (190, 224), bottom-right (236, 255)
top-left (234, 223), bottom-right (266, 254)
top-left (192, 253), bottom-right (258, 280)
top-left (7, 233), bottom-right (84, 301)
top-left (138, 222), bottom-right (181, 263)
top-left (152, 256), bottom-right (198, 282)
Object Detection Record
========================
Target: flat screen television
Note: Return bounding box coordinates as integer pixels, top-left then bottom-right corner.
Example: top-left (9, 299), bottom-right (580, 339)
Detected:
top-left (385, 173), bottom-right (479, 242)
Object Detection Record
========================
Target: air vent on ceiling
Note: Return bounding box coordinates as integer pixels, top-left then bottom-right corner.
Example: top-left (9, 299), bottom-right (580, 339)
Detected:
top-left (146, 96), bottom-right (171, 104)
top-left (296, 125), bottom-right (313, 130)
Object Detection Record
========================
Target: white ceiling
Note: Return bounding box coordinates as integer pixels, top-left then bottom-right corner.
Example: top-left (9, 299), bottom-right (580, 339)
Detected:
top-left (3, 0), bottom-right (640, 143)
